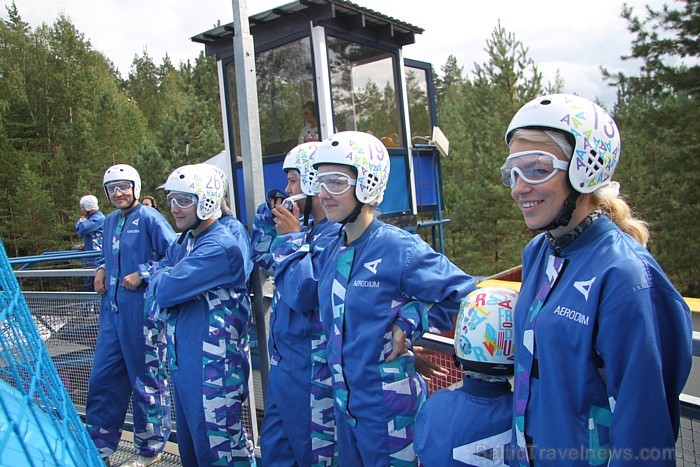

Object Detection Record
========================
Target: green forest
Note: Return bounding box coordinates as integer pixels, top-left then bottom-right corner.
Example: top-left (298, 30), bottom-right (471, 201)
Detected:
top-left (1, 1), bottom-right (697, 296)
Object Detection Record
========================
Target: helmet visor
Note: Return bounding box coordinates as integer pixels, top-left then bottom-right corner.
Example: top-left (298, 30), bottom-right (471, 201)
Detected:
top-left (167, 192), bottom-right (197, 209)
top-left (501, 150), bottom-right (569, 189)
top-left (311, 172), bottom-right (357, 195)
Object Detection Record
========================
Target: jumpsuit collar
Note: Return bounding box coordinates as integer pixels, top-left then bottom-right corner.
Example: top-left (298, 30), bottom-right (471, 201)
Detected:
top-left (459, 376), bottom-right (512, 398)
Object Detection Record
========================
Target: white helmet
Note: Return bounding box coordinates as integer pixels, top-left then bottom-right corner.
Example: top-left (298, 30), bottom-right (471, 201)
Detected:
top-left (454, 286), bottom-right (517, 376)
top-left (505, 94), bottom-right (620, 194)
top-left (163, 164), bottom-right (224, 220)
top-left (283, 142), bottom-right (320, 196)
top-left (103, 164), bottom-right (141, 199)
top-left (312, 131), bottom-right (390, 205)
top-left (79, 195), bottom-right (99, 211)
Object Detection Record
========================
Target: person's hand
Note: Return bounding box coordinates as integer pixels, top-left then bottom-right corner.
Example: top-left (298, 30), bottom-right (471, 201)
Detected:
top-left (386, 324), bottom-right (408, 362)
top-left (268, 196), bottom-right (285, 209)
top-left (122, 272), bottom-right (143, 291)
top-left (94, 268), bottom-right (107, 294)
top-left (272, 204), bottom-right (301, 235)
top-left (76, 244), bottom-right (85, 250)
top-left (414, 346), bottom-right (450, 382)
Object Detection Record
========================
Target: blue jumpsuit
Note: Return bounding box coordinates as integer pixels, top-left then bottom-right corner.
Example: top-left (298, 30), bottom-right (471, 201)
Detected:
top-left (414, 378), bottom-right (513, 466)
top-left (148, 221), bottom-right (256, 466)
top-left (86, 204), bottom-right (175, 459)
top-left (75, 209), bottom-right (105, 252)
top-left (220, 213), bottom-right (253, 281)
top-left (277, 219), bottom-right (476, 466)
top-left (75, 209), bottom-right (105, 291)
top-left (512, 216), bottom-right (692, 466)
top-left (251, 202), bottom-right (339, 466)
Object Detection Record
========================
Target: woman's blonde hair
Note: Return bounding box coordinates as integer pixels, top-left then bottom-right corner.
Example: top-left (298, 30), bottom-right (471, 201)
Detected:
top-left (509, 129), bottom-right (650, 246)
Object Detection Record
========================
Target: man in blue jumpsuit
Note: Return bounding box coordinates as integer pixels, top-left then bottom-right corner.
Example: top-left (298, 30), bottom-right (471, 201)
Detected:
top-left (86, 164), bottom-right (176, 466)
top-left (146, 163), bottom-right (256, 466)
top-left (75, 194), bottom-right (105, 291)
top-left (415, 286), bottom-right (518, 466)
top-left (252, 142), bottom-right (339, 466)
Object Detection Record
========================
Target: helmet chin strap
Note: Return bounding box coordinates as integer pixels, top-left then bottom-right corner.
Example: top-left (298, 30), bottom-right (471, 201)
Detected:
top-left (338, 200), bottom-right (364, 236)
top-left (538, 189), bottom-right (579, 231)
top-left (302, 195), bottom-right (313, 227)
top-left (177, 218), bottom-right (202, 244)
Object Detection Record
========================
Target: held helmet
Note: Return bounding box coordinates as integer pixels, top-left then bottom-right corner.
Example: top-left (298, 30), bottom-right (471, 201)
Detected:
top-left (505, 94), bottom-right (620, 194)
top-left (79, 195), bottom-right (99, 211)
top-left (454, 286), bottom-right (518, 376)
top-left (312, 131), bottom-right (390, 205)
top-left (283, 142), bottom-right (320, 197)
top-left (103, 164), bottom-right (142, 200)
top-left (163, 164), bottom-right (225, 220)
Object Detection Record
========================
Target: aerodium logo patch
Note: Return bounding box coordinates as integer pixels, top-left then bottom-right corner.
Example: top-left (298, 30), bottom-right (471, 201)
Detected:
top-left (363, 258), bottom-right (382, 274)
top-left (574, 277), bottom-right (596, 301)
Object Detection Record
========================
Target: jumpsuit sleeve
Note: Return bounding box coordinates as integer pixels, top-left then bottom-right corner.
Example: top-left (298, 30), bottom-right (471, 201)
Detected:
top-left (595, 285), bottom-right (692, 465)
top-left (398, 239), bottom-right (476, 339)
top-left (75, 215), bottom-right (104, 235)
top-left (150, 238), bottom-right (244, 309)
top-left (150, 214), bottom-right (177, 257)
top-left (250, 202), bottom-right (277, 274)
top-left (271, 227), bottom-right (336, 313)
top-left (135, 213), bottom-right (176, 276)
top-left (138, 241), bottom-right (177, 281)
top-left (270, 225), bottom-right (339, 313)
top-left (227, 219), bottom-right (253, 280)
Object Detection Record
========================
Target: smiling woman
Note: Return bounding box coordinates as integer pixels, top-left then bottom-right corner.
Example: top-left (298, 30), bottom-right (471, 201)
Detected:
top-left (271, 131), bottom-right (477, 465)
top-left (504, 93), bottom-right (692, 466)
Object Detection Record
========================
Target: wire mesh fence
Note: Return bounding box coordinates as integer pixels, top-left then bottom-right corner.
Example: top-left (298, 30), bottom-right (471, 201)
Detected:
top-left (0, 240), bottom-right (103, 466)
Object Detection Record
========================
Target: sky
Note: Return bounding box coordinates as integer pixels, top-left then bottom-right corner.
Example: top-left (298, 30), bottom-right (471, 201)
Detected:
top-left (6, 0), bottom-right (676, 108)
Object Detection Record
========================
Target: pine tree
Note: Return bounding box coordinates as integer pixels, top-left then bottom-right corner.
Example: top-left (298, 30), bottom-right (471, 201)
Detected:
top-left (607, 0), bottom-right (700, 295)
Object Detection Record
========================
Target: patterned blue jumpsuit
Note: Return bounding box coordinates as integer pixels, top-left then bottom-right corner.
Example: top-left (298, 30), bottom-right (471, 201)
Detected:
top-left (251, 201), bottom-right (339, 466)
top-left (149, 221), bottom-right (256, 466)
top-left (86, 204), bottom-right (175, 459)
top-left (276, 219), bottom-right (476, 466)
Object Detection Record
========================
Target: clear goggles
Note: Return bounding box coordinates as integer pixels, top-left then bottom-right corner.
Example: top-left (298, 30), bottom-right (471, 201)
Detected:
top-left (501, 150), bottom-right (569, 189)
top-left (311, 172), bottom-right (357, 195)
top-left (105, 181), bottom-right (133, 195)
top-left (166, 192), bottom-right (197, 209)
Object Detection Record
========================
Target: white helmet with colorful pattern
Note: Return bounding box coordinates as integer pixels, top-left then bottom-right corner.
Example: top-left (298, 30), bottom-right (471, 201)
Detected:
top-left (312, 131), bottom-right (390, 205)
top-left (283, 142), bottom-right (320, 197)
top-left (505, 94), bottom-right (620, 194)
top-left (103, 164), bottom-right (141, 200)
top-left (163, 163), bottom-right (224, 220)
top-left (454, 286), bottom-right (517, 376)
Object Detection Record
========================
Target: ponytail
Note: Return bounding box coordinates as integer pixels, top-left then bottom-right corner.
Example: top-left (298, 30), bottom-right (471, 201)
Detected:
top-left (592, 194), bottom-right (649, 247)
